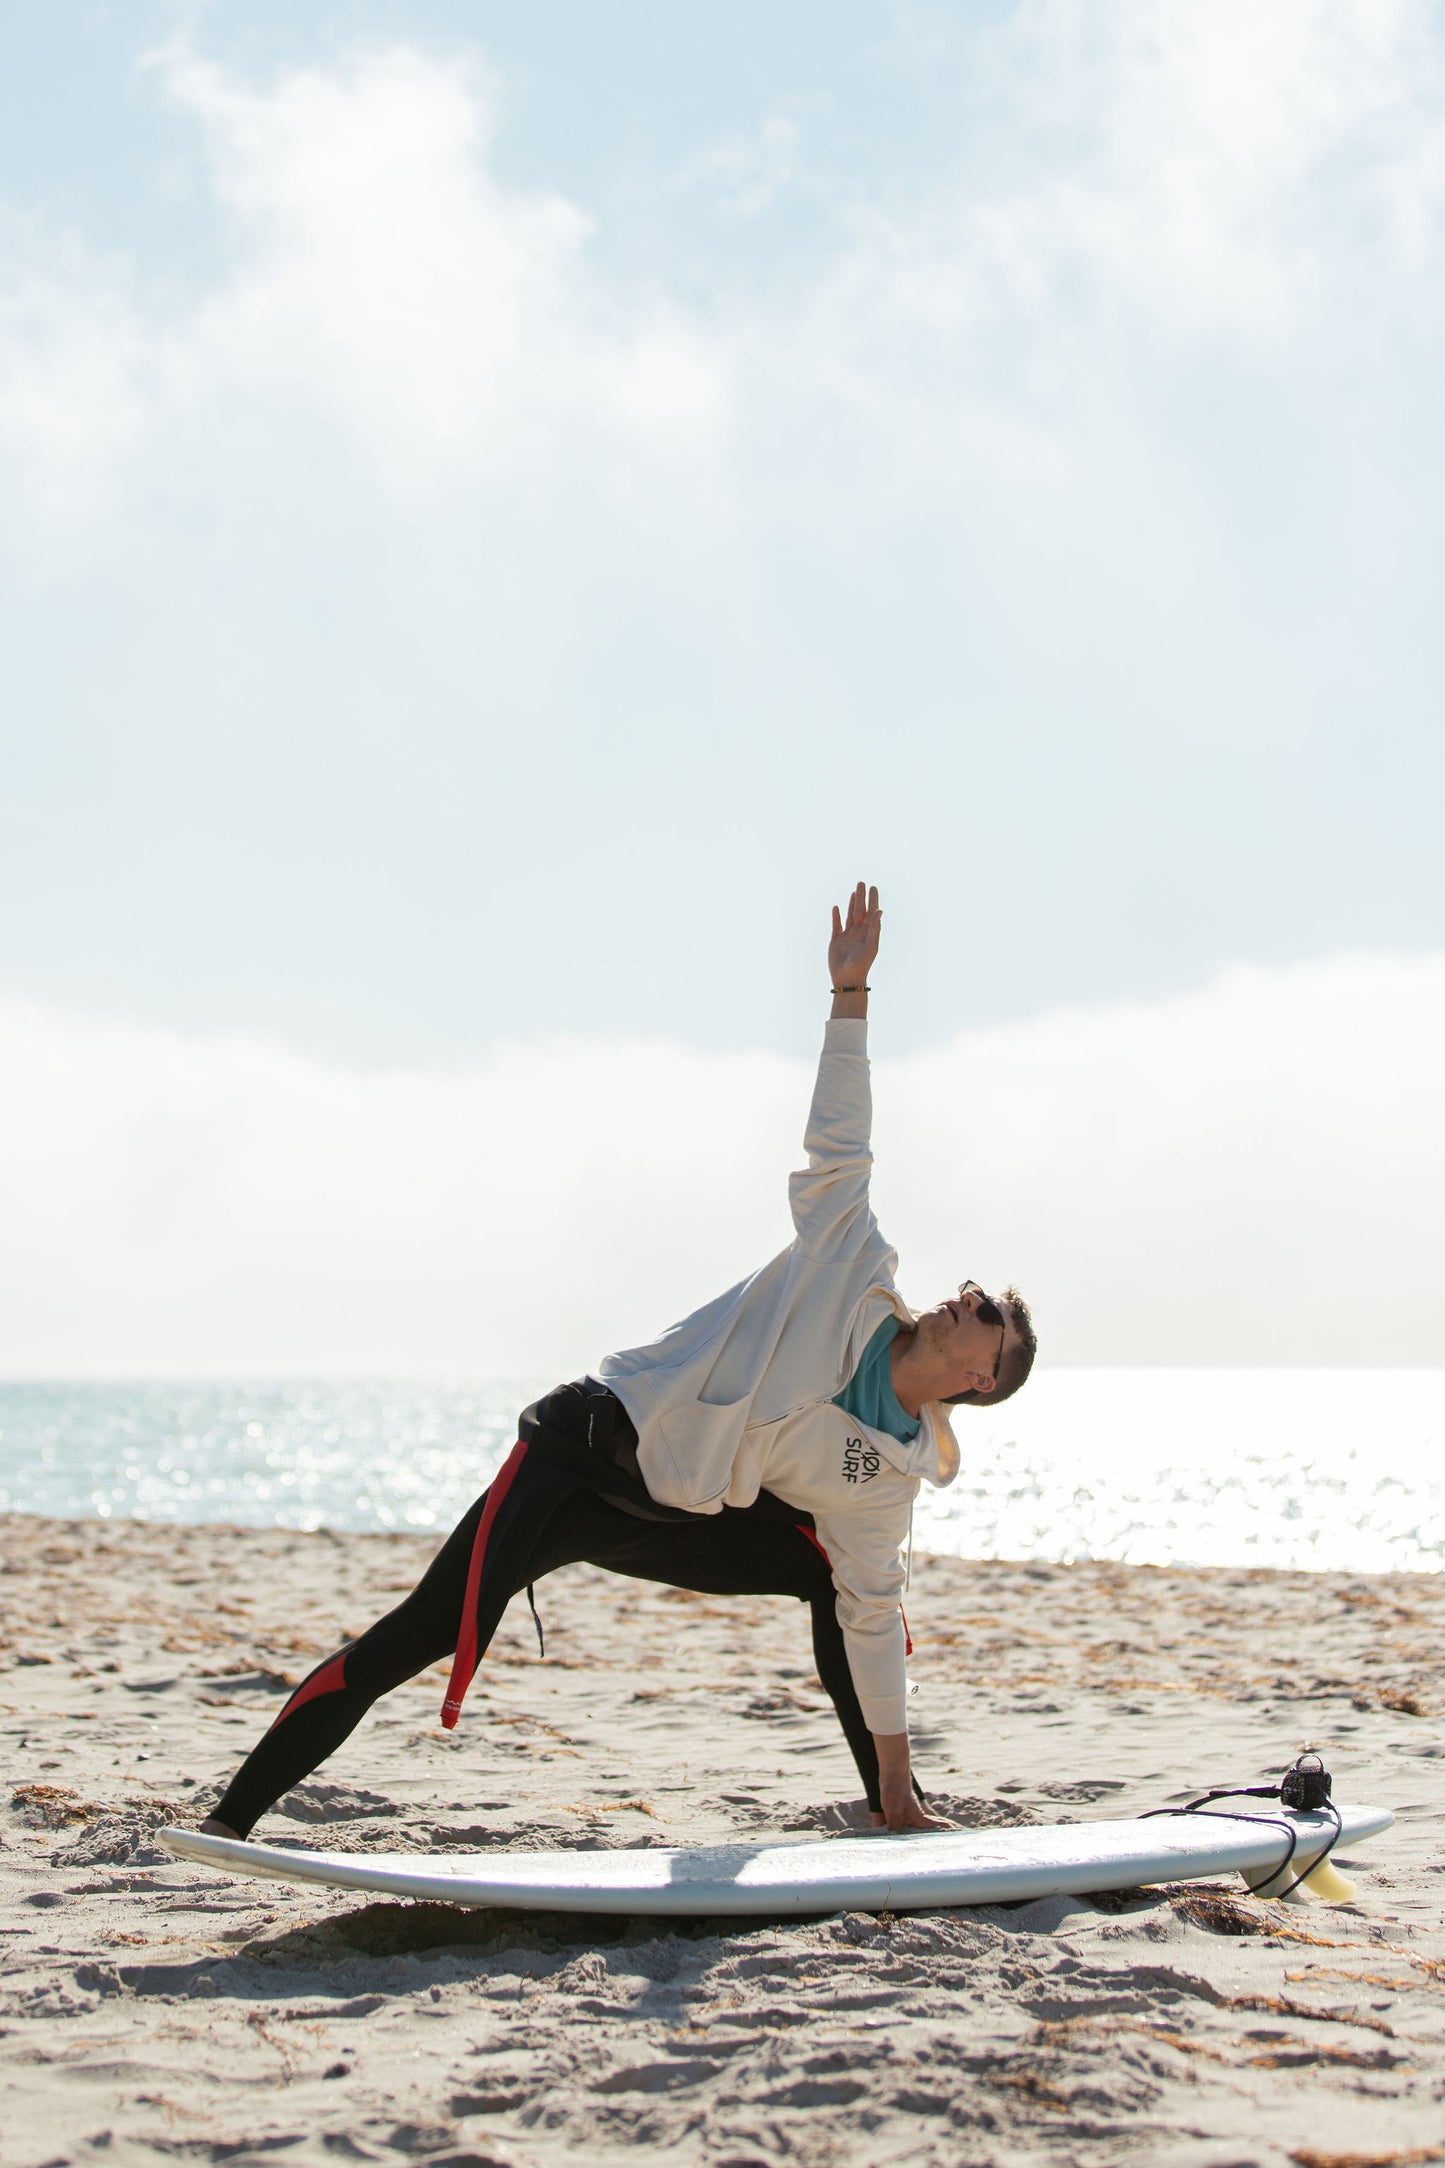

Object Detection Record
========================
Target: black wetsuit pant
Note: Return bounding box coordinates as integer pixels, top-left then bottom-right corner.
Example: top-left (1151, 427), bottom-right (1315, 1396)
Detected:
top-left (212, 1381), bottom-right (887, 1837)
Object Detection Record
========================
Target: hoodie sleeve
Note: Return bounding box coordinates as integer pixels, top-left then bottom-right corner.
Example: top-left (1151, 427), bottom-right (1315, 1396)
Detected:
top-left (786, 1018), bottom-right (880, 1265)
top-left (810, 1494), bottom-right (910, 1736)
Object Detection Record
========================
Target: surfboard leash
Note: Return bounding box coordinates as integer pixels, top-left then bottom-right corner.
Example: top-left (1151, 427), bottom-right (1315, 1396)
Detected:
top-left (1138, 1751), bottom-right (1344, 1902)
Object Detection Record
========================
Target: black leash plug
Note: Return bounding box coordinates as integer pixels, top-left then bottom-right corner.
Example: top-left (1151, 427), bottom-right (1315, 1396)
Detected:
top-left (1279, 1751), bottom-right (1332, 1812)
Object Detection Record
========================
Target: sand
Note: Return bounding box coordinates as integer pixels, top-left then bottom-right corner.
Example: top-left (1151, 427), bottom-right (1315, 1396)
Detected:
top-left (2, 1509), bottom-right (1443, 2168)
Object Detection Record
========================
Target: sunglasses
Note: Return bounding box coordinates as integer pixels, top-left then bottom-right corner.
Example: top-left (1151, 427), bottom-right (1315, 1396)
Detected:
top-left (959, 1282), bottom-right (1007, 1378)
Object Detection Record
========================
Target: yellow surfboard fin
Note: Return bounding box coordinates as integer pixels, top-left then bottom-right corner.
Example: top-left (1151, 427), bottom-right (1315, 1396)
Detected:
top-left (1297, 1854), bottom-right (1356, 1903)
top-left (1240, 1851), bottom-right (1356, 1904)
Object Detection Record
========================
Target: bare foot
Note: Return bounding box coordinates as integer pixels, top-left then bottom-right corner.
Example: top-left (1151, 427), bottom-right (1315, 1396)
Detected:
top-left (199, 1817), bottom-right (240, 1839)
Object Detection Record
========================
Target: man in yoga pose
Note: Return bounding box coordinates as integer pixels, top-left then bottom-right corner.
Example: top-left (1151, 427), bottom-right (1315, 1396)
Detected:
top-left (201, 885), bottom-right (1035, 1837)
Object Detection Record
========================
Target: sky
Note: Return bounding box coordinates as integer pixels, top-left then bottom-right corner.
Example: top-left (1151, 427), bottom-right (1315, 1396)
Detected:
top-left (1, 1), bottom-right (1441, 1371)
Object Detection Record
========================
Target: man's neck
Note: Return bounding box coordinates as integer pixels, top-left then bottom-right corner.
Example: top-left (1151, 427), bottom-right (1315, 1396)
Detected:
top-left (888, 1325), bottom-right (925, 1420)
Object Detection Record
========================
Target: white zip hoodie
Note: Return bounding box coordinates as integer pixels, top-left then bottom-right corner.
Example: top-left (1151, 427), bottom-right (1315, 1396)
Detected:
top-left (599, 1017), bottom-right (960, 1735)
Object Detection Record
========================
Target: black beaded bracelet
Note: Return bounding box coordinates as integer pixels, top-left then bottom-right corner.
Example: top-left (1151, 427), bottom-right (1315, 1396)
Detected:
top-left (832, 983), bottom-right (871, 993)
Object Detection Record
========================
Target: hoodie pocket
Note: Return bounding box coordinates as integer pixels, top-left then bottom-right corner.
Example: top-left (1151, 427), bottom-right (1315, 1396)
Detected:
top-left (648, 1395), bottom-right (753, 1509)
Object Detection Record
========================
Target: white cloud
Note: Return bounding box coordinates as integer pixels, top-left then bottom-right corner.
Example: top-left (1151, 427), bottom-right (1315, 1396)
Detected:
top-left (0, 215), bottom-right (148, 514)
top-left (1, 951), bottom-right (1439, 1375)
top-left (5, 4), bottom-right (1442, 516)
top-left (681, 115), bottom-right (805, 221)
top-left (974, 0), bottom-right (1445, 334)
top-left (717, 0), bottom-right (1445, 490)
top-left (878, 951), bottom-right (1445, 1365)
top-left (165, 43), bottom-right (727, 472)
top-left (0, 41), bottom-right (727, 515)
top-left (0, 10), bottom-right (1438, 714)
top-left (0, 14), bottom-right (1440, 1080)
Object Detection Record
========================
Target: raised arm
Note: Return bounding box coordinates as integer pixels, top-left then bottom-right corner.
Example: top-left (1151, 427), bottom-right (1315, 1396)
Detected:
top-left (828, 881), bottom-right (880, 1022)
top-left (789, 883), bottom-right (885, 1258)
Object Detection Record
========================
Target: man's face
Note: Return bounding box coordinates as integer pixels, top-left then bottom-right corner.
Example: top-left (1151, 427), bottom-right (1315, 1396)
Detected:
top-left (916, 1282), bottom-right (1012, 1395)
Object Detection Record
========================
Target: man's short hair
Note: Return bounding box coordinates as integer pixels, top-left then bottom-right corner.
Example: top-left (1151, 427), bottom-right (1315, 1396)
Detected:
top-left (945, 1287), bottom-right (1036, 1409)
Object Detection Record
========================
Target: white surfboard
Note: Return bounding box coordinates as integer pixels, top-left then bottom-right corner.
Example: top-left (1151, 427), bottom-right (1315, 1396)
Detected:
top-left (161, 1801), bottom-right (1391, 1917)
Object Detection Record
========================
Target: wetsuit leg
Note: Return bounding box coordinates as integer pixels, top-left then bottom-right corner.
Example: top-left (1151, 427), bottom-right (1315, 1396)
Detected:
top-left (522, 1496), bottom-right (885, 1811)
top-left (211, 1380), bottom-right (617, 1835)
top-left (213, 1490), bottom-right (885, 1834)
top-left (210, 1493), bottom-right (484, 1837)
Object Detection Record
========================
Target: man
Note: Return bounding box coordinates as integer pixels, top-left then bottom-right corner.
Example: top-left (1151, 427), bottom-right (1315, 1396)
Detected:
top-left (200, 884), bottom-right (1035, 1839)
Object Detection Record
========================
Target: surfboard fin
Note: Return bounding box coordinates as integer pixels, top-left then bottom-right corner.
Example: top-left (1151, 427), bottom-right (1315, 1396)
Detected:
top-left (1239, 1853), bottom-right (1355, 1904)
top-left (1240, 1866), bottom-right (1314, 1904)
top-left (1297, 1854), bottom-right (1356, 1903)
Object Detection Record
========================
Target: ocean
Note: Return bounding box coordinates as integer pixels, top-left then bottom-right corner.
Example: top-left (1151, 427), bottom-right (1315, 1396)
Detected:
top-left (2, 1371), bottom-right (1442, 1576)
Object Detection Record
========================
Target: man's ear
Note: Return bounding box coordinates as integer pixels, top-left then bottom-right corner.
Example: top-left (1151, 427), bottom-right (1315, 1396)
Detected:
top-left (943, 1374), bottom-right (995, 1406)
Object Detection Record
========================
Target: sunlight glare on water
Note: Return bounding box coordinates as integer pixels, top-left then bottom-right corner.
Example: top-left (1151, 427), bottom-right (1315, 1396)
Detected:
top-left (915, 1369), bottom-right (1445, 1574)
top-left (1, 1372), bottom-right (1442, 1573)
top-left (0, 1380), bottom-right (536, 1535)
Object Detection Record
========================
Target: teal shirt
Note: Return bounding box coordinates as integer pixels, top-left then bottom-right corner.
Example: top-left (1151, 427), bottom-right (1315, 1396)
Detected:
top-left (831, 1316), bottom-right (920, 1444)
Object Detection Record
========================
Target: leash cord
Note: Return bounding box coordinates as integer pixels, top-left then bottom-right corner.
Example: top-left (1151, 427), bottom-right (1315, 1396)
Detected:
top-left (1138, 1781), bottom-right (1343, 1902)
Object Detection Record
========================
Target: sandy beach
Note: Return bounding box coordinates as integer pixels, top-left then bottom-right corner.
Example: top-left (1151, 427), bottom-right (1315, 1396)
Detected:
top-left (2, 1510), bottom-right (1443, 2168)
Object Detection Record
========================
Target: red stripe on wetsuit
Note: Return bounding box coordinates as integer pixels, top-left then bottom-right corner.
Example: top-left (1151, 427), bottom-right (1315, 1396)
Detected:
top-left (267, 1651), bottom-right (350, 1734)
top-left (440, 1438), bottom-right (529, 1728)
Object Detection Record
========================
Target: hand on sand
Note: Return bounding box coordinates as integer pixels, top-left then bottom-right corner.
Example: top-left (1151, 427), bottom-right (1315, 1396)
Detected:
top-left (872, 1796), bottom-right (955, 1834)
top-left (829, 881), bottom-right (881, 988)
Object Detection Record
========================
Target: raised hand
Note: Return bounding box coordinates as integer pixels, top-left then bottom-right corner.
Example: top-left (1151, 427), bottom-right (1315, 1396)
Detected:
top-left (829, 882), bottom-right (881, 992)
